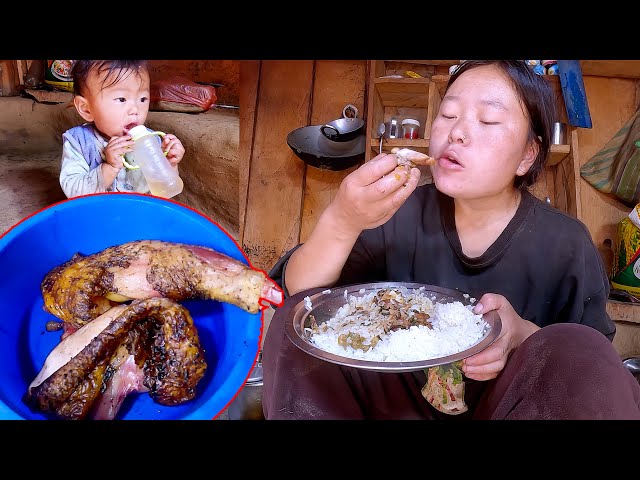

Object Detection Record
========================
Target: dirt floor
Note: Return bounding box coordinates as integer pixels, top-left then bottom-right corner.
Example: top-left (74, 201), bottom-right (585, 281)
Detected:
top-left (0, 150), bottom-right (65, 234)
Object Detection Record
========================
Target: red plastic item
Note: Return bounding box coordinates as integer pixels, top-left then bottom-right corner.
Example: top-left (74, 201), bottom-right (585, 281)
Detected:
top-left (150, 76), bottom-right (217, 111)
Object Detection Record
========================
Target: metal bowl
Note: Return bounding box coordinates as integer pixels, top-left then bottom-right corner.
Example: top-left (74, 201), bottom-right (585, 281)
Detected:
top-left (320, 117), bottom-right (365, 142)
top-left (285, 282), bottom-right (501, 373)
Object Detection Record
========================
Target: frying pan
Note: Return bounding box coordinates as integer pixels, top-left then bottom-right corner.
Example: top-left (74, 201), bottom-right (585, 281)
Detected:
top-left (287, 125), bottom-right (365, 171)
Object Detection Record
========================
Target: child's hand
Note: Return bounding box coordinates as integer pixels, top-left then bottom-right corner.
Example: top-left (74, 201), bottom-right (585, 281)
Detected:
top-left (161, 134), bottom-right (185, 167)
top-left (104, 135), bottom-right (134, 171)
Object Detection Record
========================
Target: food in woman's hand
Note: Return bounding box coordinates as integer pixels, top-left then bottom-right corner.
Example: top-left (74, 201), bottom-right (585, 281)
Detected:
top-left (391, 147), bottom-right (436, 167)
top-left (41, 240), bottom-right (283, 334)
top-left (308, 287), bottom-right (487, 362)
top-left (24, 298), bottom-right (207, 420)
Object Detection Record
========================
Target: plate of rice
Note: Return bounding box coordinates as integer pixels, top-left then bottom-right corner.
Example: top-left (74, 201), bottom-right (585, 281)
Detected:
top-left (285, 282), bottom-right (501, 372)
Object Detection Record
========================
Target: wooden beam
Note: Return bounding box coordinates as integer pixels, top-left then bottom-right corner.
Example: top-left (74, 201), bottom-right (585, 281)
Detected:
top-left (580, 60), bottom-right (640, 79)
top-left (16, 60), bottom-right (27, 85)
top-left (0, 60), bottom-right (20, 96)
top-left (239, 60), bottom-right (261, 246)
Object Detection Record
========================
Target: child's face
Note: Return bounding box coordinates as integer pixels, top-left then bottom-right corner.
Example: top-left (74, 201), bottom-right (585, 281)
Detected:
top-left (75, 66), bottom-right (151, 139)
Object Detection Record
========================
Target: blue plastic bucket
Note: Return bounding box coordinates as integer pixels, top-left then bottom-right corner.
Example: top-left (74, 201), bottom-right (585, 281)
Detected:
top-left (0, 193), bottom-right (262, 420)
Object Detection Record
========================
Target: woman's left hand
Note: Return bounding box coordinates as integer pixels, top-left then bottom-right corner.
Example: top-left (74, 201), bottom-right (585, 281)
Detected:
top-left (162, 134), bottom-right (185, 166)
top-left (462, 293), bottom-right (540, 381)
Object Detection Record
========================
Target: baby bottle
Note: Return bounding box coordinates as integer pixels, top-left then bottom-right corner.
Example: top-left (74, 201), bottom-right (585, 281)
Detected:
top-left (127, 125), bottom-right (184, 198)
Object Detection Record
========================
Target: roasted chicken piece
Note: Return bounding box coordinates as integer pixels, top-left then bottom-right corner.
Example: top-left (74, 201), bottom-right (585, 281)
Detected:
top-left (24, 298), bottom-right (207, 420)
top-left (391, 147), bottom-right (436, 168)
top-left (41, 240), bottom-right (283, 331)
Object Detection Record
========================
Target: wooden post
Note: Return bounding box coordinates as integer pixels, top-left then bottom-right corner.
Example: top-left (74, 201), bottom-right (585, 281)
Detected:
top-left (239, 60), bottom-right (261, 246)
top-left (0, 60), bottom-right (20, 96)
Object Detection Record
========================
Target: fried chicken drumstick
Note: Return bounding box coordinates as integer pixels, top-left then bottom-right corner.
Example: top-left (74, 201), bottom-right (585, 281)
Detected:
top-left (41, 240), bottom-right (283, 332)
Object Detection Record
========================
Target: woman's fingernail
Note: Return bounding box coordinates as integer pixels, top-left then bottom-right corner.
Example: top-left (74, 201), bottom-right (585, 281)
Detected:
top-left (472, 303), bottom-right (483, 314)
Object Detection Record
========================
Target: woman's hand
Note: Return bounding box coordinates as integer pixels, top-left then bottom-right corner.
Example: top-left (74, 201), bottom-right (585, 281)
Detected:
top-left (326, 152), bottom-right (422, 237)
top-left (104, 135), bottom-right (134, 171)
top-left (161, 134), bottom-right (185, 166)
top-left (462, 293), bottom-right (540, 381)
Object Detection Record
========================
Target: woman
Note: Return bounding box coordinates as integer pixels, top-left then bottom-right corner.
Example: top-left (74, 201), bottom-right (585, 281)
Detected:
top-left (262, 60), bottom-right (640, 419)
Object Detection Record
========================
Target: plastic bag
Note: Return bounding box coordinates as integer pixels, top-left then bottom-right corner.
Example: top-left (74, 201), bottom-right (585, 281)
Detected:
top-left (580, 107), bottom-right (640, 206)
top-left (150, 76), bottom-right (217, 113)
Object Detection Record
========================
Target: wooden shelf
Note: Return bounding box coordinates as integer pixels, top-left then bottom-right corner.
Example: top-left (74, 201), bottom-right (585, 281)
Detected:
top-left (368, 140), bottom-right (569, 165)
top-left (369, 138), bottom-right (430, 154)
top-left (431, 74), bottom-right (450, 97)
top-left (607, 300), bottom-right (640, 325)
top-left (373, 78), bottom-right (431, 108)
top-left (547, 144), bottom-right (571, 166)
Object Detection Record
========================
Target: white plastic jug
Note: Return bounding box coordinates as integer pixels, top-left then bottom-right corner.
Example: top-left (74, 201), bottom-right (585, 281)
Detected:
top-left (127, 125), bottom-right (183, 198)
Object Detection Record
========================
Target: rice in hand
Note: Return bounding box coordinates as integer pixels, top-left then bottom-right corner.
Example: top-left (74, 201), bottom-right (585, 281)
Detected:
top-left (308, 287), bottom-right (487, 362)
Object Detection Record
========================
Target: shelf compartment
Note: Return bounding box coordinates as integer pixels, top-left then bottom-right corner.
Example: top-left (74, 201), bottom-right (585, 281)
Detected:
top-left (373, 78), bottom-right (431, 108)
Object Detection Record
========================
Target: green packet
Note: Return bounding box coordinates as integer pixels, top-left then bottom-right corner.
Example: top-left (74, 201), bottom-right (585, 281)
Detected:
top-left (421, 361), bottom-right (468, 415)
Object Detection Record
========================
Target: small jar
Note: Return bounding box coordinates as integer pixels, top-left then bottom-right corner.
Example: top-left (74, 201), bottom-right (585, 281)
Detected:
top-left (402, 119), bottom-right (420, 139)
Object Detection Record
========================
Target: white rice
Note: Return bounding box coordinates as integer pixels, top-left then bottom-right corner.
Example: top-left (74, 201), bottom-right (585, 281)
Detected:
top-left (308, 287), bottom-right (487, 362)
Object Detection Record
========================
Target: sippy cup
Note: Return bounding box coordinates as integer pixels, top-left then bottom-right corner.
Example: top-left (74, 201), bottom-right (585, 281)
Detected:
top-left (126, 125), bottom-right (184, 198)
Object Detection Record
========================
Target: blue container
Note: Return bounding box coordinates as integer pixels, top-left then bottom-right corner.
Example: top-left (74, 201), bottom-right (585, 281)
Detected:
top-left (0, 193), bottom-right (262, 420)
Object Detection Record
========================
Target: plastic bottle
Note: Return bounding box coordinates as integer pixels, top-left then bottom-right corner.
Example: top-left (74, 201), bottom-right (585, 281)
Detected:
top-left (127, 125), bottom-right (183, 198)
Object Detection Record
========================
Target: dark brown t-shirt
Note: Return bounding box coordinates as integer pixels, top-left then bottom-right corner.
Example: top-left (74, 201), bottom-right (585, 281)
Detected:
top-left (270, 183), bottom-right (615, 340)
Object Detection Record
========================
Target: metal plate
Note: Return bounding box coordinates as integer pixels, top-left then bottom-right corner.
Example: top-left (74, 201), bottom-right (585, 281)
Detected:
top-left (285, 282), bottom-right (501, 373)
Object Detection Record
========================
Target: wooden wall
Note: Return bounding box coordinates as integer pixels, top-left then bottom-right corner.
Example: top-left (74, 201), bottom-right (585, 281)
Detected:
top-left (575, 76), bottom-right (640, 276)
top-left (240, 60), bottom-right (367, 271)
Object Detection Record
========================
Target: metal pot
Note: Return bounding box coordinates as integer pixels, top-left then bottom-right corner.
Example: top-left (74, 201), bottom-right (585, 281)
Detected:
top-left (227, 354), bottom-right (264, 420)
top-left (320, 104), bottom-right (365, 142)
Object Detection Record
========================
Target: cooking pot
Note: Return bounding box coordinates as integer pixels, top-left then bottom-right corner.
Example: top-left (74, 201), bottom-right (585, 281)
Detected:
top-left (287, 124), bottom-right (365, 171)
top-left (320, 104), bottom-right (365, 142)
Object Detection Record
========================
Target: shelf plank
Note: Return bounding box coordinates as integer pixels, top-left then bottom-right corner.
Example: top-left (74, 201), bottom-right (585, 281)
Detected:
top-left (368, 139), bottom-right (570, 164)
top-left (374, 78), bottom-right (431, 108)
top-left (580, 60), bottom-right (640, 79)
top-left (546, 144), bottom-right (571, 167)
top-left (607, 300), bottom-right (640, 325)
top-left (369, 138), bottom-right (430, 154)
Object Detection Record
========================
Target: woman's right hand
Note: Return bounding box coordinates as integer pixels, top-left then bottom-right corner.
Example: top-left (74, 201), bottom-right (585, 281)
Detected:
top-left (326, 152), bottom-right (423, 237)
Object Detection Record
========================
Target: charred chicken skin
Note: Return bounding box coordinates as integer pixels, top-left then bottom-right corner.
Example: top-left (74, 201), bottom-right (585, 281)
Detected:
top-left (24, 297), bottom-right (207, 420)
top-left (41, 240), bottom-right (283, 330)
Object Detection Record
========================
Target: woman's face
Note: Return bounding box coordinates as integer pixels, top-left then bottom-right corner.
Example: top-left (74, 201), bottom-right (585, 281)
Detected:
top-left (429, 64), bottom-right (535, 200)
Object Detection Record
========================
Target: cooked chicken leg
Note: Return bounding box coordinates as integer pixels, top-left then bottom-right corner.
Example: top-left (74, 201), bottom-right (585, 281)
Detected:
top-left (41, 240), bottom-right (283, 330)
top-left (24, 298), bottom-right (207, 420)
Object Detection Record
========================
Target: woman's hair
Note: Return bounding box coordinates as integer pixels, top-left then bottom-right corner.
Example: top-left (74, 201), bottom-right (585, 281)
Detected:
top-left (72, 60), bottom-right (149, 97)
top-left (446, 60), bottom-right (557, 189)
